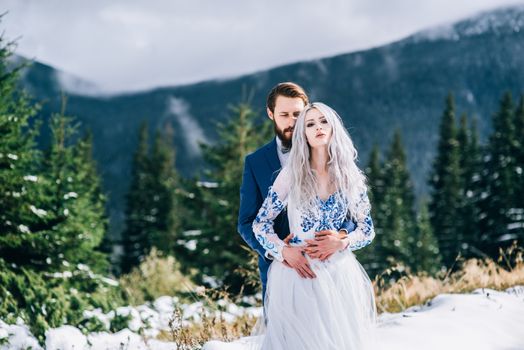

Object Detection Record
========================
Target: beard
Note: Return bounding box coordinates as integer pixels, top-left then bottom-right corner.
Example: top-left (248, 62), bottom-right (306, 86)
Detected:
top-left (274, 122), bottom-right (293, 150)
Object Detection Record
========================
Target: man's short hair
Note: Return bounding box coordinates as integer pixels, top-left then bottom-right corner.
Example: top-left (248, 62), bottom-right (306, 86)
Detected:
top-left (266, 82), bottom-right (309, 113)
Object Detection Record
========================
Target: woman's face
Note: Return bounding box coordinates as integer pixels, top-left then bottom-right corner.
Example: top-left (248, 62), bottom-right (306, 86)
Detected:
top-left (304, 108), bottom-right (332, 149)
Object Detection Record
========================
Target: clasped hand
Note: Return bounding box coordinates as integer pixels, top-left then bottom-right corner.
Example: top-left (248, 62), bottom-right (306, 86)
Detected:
top-left (282, 230), bottom-right (348, 279)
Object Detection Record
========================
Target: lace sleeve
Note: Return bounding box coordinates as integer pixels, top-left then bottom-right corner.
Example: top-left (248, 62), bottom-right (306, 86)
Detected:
top-left (252, 167), bottom-right (290, 262)
top-left (343, 190), bottom-right (375, 251)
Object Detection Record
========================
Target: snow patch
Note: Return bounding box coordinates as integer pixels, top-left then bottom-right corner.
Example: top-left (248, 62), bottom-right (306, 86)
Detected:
top-left (1, 287), bottom-right (523, 349)
top-left (203, 286), bottom-right (524, 350)
top-left (45, 326), bottom-right (87, 350)
top-left (167, 97), bottom-right (206, 157)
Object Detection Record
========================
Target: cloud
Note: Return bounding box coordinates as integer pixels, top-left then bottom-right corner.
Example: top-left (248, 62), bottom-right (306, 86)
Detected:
top-left (2, 0), bottom-right (524, 93)
top-left (55, 70), bottom-right (104, 96)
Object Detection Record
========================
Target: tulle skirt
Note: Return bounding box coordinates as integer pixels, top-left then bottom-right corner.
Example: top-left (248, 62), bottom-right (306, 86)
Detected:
top-left (204, 248), bottom-right (379, 350)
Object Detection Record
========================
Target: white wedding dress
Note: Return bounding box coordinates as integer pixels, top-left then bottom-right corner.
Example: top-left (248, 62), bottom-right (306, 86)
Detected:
top-left (205, 167), bottom-right (379, 350)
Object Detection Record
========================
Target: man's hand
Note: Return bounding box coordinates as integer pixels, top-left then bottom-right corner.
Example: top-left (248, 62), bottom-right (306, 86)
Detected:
top-left (304, 230), bottom-right (348, 261)
top-left (282, 238), bottom-right (317, 278)
top-left (283, 233), bottom-right (294, 245)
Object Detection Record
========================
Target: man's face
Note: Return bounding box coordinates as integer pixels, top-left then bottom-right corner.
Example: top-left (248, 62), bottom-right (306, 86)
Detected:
top-left (267, 95), bottom-right (306, 148)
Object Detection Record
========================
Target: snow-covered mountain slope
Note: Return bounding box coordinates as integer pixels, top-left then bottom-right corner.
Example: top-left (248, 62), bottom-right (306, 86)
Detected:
top-left (409, 5), bottom-right (524, 43)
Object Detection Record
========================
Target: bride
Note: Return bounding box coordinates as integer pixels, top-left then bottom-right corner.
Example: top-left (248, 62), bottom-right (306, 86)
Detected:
top-left (206, 102), bottom-right (378, 350)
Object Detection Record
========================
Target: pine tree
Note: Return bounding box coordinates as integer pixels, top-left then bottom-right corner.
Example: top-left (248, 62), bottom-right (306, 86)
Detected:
top-left (0, 33), bottom-right (119, 342)
top-left (479, 92), bottom-right (520, 256)
top-left (456, 113), bottom-right (469, 252)
top-left (121, 122), bottom-right (154, 273)
top-left (412, 199), bottom-right (442, 275)
top-left (121, 120), bottom-right (181, 273)
top-left (0, 38), bottom-right (46, 267)
top-left (185, 102), bottom-right (272, 292)
top-left (72, 127), bottom-right (111, 272)
top-left (456, 114), bottom-right (482, 259)
top-left (512, 96), bottom-right (524, 246)
top-left (1, 93), bottom-right (114, 319)
top-left (1, 45), bottom-right (108, 271)
top-left (366, 144), bottom-right (384, 209)
top-left (428, 93), bottom-right (462, 267)
top-left (147, 121), bottom-right (180, 253)
top-left (378, 130), bottom-right (416, 271)
top-left (463, 117), bottom-right (484, 256)
top-left (358, 144), bottom-right (384, 275)
top-left (37, 108), bottom-right (110, 271)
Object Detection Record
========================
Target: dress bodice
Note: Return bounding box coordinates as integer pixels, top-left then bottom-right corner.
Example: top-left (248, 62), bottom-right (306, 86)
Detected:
top-left (286, 191), bottom-right (347, 246)
top-left (252, 166), bottom-right (375, 262)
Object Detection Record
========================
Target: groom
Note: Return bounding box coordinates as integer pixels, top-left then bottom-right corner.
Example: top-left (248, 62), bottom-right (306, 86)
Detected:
top-left (237, 82), bottom-right (356, 304)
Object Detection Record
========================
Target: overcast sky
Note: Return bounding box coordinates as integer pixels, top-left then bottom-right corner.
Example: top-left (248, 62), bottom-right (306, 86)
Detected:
top-left (2, 0), bottom-right (524, 93)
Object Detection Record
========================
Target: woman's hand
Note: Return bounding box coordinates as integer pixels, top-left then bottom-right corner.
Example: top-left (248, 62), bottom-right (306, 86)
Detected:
top-left (304, 230), bottom-right (348, 261)
top-left (282, 246), bottom-right (317, 279)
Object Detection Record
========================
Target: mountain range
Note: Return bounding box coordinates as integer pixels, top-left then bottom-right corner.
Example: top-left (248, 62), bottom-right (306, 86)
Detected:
top-left (11, 5), bottom-right (524, 240)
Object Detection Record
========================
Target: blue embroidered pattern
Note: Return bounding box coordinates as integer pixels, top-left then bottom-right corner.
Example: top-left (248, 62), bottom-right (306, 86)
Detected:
top-left (301, 210), bottom-right (316, 232)
top-left (288, 235), bottom-right (303, 245)
top-left (299, 192), bottom-right (346, 233)
top-left (253, 186), bottom-right (287, 261)
top-left (346, 191), bottom-right (375, 251)
top-left (253, 183), bottom-right (376, 261)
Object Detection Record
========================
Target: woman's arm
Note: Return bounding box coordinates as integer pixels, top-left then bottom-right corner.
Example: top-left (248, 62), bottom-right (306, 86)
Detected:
top-left (252, 167), bottom-right (290, 262)
top-left (340, 190), bottom-right (375, 251)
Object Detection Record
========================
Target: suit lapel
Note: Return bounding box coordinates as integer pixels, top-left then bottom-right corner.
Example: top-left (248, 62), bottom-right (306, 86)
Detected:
top-left (263, 138), bottom-right (281, 182)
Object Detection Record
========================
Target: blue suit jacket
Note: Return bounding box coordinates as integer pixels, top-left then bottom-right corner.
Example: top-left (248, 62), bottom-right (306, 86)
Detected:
top-left (237, 139), bottom-right (356, 299)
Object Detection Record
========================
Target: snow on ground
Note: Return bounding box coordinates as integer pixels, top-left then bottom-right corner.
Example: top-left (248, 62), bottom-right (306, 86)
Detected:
top-left (1, 286), bottom-right (523, 350)
top-left (373, 286), bottom-right (524, 350)
top-left (205, 286), bottom-right (524, 350)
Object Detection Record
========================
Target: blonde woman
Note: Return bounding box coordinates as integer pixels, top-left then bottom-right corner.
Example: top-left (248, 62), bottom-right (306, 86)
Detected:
top-left (254, 102), bottom-right (378, 349)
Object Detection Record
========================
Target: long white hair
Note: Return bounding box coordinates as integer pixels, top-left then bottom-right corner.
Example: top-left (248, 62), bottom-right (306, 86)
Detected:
top-left (286, 102), bottom-right (368, 221)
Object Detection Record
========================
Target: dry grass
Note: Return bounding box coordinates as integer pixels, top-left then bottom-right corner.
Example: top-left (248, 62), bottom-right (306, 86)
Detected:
top-left (375, 241), bottom-right (524, 313)
top-left (156, 287), bottom-right (259, 349)
top-left (156, 241), bottom-right (524, 348)
top-left (119, 248), bottom-right (197, 305)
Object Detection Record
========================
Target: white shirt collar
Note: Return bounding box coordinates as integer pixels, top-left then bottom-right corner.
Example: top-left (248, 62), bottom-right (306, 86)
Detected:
top-left (275, 136), bottom-right (290, 166)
